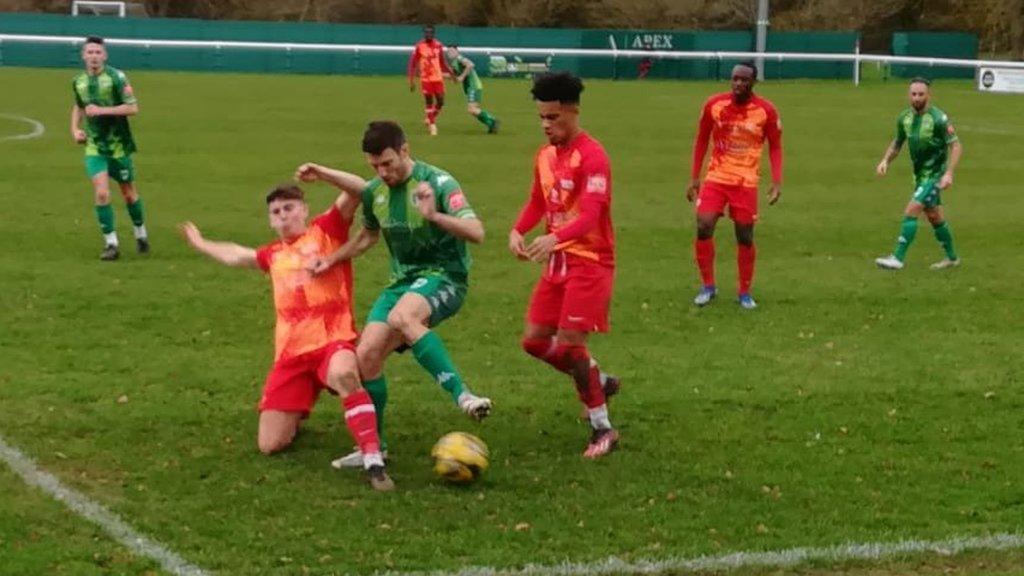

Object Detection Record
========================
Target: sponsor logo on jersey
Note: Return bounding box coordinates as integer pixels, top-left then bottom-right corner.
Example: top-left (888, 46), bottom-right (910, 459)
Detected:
top-left (586, 175), bottom-right (608, 194)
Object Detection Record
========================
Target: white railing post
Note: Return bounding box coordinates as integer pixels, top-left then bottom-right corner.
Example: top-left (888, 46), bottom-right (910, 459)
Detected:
top-left (853, 36), bottom-right (861, 86)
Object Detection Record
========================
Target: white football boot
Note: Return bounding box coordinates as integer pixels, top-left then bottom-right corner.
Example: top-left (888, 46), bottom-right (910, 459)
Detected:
top-left (874, 255), bottom-right (904, 270)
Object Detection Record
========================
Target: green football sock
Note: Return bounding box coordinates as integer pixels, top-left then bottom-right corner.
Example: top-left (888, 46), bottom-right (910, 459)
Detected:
top-left (362, 375), bottom-right (388, 450)
top-left (95, 203), bottom-right (115, 235)
top-left (477, 111), bottom-right (495, 129)
top-left (126, 197), bottom-right (145, 226)
top-left (411, 330), bottom-right (466, 404)
top-left (893, 215), bottom-right (918, 262)
top-left (932, 221), bottom-right (958, 261)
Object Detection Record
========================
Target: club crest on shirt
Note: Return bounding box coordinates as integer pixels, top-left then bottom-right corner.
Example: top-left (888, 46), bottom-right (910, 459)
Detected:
top-left (448, 190), bottom-right (467, 211)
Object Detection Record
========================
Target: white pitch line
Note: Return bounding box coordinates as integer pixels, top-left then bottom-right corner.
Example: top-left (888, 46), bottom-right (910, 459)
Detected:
top-left (381, 532), bottom-right (1024, 576)
top-left (0, 113), bottom-right (45, 141)
top-left (0, 433), bottom-right (211, 576)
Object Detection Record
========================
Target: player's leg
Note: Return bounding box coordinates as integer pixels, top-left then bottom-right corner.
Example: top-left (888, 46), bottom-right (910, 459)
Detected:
top-left (320, 344), bottom-right (393, 491)
top-left (733, 220), bottom-right (757, 309)
top-left (925, 205), bottom-right (960, 269)
top-left (87, 156), bottom-right (119, 260)
top-left (877, 199), bottom-right (924, 269)
top-left (693, 182), bottom-right (726, 305)
top-left (386, 278), bottom-right (490, 419)
top-left (468, 90), bottom-right (498, 133)
top-left (111, 156), bottom-right (149, 254)
top-left (257, 410), bottom-right (304, 455)
top-left (423, 93), bottom-right (437, 134)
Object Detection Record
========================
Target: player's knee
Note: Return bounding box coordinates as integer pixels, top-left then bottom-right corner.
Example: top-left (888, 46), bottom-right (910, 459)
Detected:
top-left (95, 190), bottom-right (112, 204)
top-left (357, 345), bottom-right (385, 378)
top-left (328, 368), bottom-right (360, 396)
top-left (522, 337), bottom-right (550, 359)
top-left (257, 433), bottom-right (292, 455)
top-left (735, 228), bottom-right (754, 246)
top-left (696, 220), bottom-right (716, 239)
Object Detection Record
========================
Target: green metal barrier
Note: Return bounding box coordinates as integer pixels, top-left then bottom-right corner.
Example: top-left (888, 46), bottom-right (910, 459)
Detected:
top-left (891, 32), bottom-right (978, 79)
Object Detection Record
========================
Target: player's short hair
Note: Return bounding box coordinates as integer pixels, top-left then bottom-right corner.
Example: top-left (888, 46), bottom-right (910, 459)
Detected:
top-left (84, 35), bottom-right (104, 46)
top-left (531, 72), bottom-right (584, 104)
top-left (736, 60), bottom-right (758, 77)
top-left (266, 183), bottom-right (305, 205)
top-left (362, 121), bottom-right (407, 155)
top-left (423, 25), bottom-right (435, 33)
top-left (909, 76), bottom-right (932, 87)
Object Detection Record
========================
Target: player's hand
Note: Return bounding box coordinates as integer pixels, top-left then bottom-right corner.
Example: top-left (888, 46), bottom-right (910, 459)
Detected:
top-left (876, 159), bottom-right (889, 176)
top-left (306, 256), bottom-right (333, 276)
top-left (178, 221), bottom-right (204, 249)
top-left (72, 129), bottom-right (87, 144)
top-left (295, 163), bottom-right (321, 183)
top-left (767, 183), bottom-right (781, 206)
top-left (686, 179), bottom-right (700, 203)
top-left (84, 104), bottom-right (103, 117)
top-left (525, 233), bottom-right (558, 263)
top-left (414, 182), bottom-right (438, 221)
top-left (938, 172), bottom-right (954, 190)
top-left (508, 229), bottom-right (528, 260)
top-left (409, 82), bottom-right (416, 92)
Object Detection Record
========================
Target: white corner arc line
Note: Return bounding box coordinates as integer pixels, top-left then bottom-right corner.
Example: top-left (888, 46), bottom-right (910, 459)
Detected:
top-left (0, 113), bottom-right (45, 141)
top-left (0, 433), bottom-right (211, 576)
top-left (379, 532), bottom-right (1024, 576)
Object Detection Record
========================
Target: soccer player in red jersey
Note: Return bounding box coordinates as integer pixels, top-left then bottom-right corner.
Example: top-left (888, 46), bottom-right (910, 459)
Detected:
top-left (687, 61), bottom-right (783, 309)
top-left (408, 25), bottom-right (453, 136)
top-left (509, 72), bottom-right (621, 459)
top-left (180, 184), bottom-right (393, 491)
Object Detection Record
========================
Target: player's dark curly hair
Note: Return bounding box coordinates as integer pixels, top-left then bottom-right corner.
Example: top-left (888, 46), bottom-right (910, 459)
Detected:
top-left (84, 35), bottom-right (104, 46)
top-left (531, 71), bottom-right (584, 104)
top-left (266, 184), bottom-right (305, 204)
top-left (362, 121), bottom-right (407, 155)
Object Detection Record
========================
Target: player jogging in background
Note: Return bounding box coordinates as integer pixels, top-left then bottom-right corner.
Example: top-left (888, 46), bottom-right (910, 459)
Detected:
top-left (687, 61), bottom-right (782, 310)
top-left (510, 72), bottom-right (621, 459)
top-left (71, 35), bottom-right (150, 261)
top-left (180, 184), bottom-right (393, 491)
top-left (298, 121), bottom-right (492, 470)
top-left (874, 77), bottom-right (963, 270)
top-left (408, 25), bottom-right (453, 136)
top-left (445, 46), bottom-right (500, 134)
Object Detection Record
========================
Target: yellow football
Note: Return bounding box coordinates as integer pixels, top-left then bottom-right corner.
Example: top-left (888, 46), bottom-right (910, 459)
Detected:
top-left (431, 431), bottom-right (489, 483)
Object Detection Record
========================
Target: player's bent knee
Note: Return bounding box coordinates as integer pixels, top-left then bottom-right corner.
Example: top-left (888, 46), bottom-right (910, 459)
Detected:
top-left (522, 337), bottom-right (551, 359)
top-left (257, 434), bottom-right (292, 455)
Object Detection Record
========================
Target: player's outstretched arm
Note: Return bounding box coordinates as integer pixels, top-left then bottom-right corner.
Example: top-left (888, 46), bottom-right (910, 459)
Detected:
top-left (295, 163), bottom-right (367, 196)
top-left (179, 222), bottom-right (258, 268)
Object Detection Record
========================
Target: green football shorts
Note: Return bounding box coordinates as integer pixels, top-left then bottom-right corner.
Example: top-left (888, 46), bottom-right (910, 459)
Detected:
top-left (911, 178), bottom-right (942, 208)
top-left (85, 154), bottom-right (135, 183)
top-left (367, 274), bottom-right (467, 327)
top-left (465, 88), bottom-right (482, 104)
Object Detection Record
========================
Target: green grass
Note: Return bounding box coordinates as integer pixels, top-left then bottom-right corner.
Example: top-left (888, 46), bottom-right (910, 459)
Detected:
top-left (1, 68), bottom-right (1023, 575)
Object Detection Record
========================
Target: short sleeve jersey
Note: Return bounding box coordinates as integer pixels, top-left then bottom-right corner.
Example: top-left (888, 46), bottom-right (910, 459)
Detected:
top-left (894, 106), bottom-right (958, 184)
top-left (361, 161), bottom-right (477, 285)
top-left (447, 55), bottom-right (483, 92)
top-left (531, 132), bottom-right (615, 268)
top-left (700, 93), bottom-right (781, 188)
top-left (255, 206), bottom-right (357, 362)
top-left (71, 66), bottom-right (137, 158)
top-left (411, 39), bottom-right (446, 83)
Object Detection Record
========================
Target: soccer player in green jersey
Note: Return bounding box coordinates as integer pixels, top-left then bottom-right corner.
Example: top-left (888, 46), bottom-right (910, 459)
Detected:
top-left (70, 36), bottom-right (149, 261)
top-left (295, 120), bottom-right (492, 469)
top-left (875, 77), bottom-right (963, 270)
top-left (445, 46), bottom-right (500, 134)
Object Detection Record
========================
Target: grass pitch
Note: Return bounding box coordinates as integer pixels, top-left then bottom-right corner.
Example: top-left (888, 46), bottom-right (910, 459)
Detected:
top-left (1, 68), bottom-right (1022, 575)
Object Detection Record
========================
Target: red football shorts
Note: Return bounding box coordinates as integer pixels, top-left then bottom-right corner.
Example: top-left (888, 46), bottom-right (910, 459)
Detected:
top-left (696, 181), bottom-right (758, 224)
top-left (421, 80), bottom-right (445, 97)
top-left (527, 263), bottom-right (614, 333)
top-left (259, 340), bottom-right (356, 415)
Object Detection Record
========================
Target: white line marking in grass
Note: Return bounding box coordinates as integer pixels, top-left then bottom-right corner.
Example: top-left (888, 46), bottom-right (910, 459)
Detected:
top-left (0, 113), bottom-right (45, 141)
top-left (384, 532), bottom-right (1024, 576)
top-left (0, 433), bottom-right (211, 576)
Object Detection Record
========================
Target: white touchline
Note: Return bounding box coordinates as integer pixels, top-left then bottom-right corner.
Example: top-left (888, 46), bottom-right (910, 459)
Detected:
top-left (0, 113), bottom-right (45, 141)
top-left (0, 433), bottom-right (211, 576)
top-left (380, 532), bottom-right (1024, 576)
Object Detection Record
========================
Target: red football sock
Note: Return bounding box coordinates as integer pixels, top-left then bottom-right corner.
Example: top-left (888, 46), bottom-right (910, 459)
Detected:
top-left (556, 344), bottom-right (605, 409)
top-left (424, 106), bottom-right (436, 124)
top-left (343, 389), bottom-right (381, 455)
top-left (738, 243), bottom-right (756, 295)
top-left (695, 238), bottom-right (716, 287)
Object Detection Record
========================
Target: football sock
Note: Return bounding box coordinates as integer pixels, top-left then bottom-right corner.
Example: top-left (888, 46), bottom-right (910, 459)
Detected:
top-left (522, 337), bottom-right (611, 384)
top-left (477, 111), bottom-right (496, 129)
top-left (362, 375), bottom-right (388, 450)
top-left (932, 221), bottom-right (958, 260)
top-left (126, 197), bottom-right (145, 228)
top-left (588, 404), bottom-right (612, 430)
top-left (95, 203), bottom-right (116, 238)
top-left (411, 331), bottom-right (466, 404)
top-left (554, 344), bottom-right (606, 409)
top-left (737, 243), bottom-right (756, 295)
top-left (342, 389), bottom-right (382, 463)
top-left (695, 238), bottom-right (716, 287)
top-left (893, 216), bottom-right (918, 261)
top-left (425, 106), bottom-right (435, 124)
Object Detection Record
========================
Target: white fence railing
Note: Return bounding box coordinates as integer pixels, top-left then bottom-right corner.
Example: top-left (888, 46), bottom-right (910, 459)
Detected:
top-left (3, 33), bottom-right (1023, 84)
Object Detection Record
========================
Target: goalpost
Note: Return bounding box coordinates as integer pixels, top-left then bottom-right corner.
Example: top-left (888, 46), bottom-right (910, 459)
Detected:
top-left (71, 1), bottom-right (127, 18)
